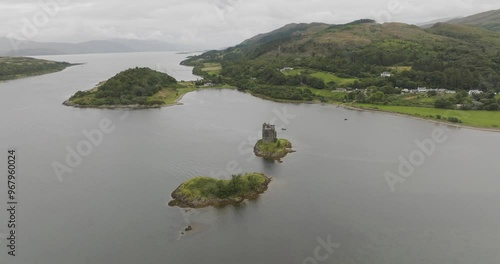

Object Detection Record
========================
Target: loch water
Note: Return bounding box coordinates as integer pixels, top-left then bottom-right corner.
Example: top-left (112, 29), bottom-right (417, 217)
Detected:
top-left (1, 52), bottom-right (499, 264)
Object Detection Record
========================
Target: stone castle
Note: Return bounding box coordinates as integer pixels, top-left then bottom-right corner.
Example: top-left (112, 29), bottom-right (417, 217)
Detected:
top-left (262, 123), bottom-right (277, 143)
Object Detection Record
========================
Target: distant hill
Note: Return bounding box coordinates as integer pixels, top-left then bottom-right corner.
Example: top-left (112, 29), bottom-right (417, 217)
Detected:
top-left (240, 22), bottom-right (331, 47)
top-left (0, 56), bottom-right (74, 80)
top-left (417, 17), bottom-right (461, 28)
top-left (447, 9), bottom-right (500, 32)
top-left (0, 38), bottom-right (189, 56)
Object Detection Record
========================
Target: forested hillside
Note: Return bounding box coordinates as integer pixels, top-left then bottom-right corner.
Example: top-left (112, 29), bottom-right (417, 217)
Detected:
top-left (183, 19), bottom-right (500, 95)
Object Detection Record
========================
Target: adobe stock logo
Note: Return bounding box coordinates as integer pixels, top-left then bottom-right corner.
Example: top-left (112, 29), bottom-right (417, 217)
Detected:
top-left (370, 0), bottom-right (404, 23)
top-left (213, 0), bottom-right (241, 21)
top-left (7, 0), bottom-right (69, 51)
top-left (302, 235), bottom-right (341, 264)
top-left (0, 232), bottom-right (6, 244)
top-left (384, 127), bottom-right (448, 192)
top-left (364, 0), bottom-right (405, 36)
top-left (52, 111), bottom-right (130, 183)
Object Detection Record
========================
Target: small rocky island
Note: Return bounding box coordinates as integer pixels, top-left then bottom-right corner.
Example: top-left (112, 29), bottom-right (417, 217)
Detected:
top-left (168, 173), bottom-right (271, 208)
top-left (64, 67), bottom-right (181, 108)
top-left (254, 123), bottom-right (294, 161)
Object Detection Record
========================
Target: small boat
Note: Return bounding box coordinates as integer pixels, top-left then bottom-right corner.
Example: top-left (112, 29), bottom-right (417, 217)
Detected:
top-left (281, 128), bottom-right (287, 131)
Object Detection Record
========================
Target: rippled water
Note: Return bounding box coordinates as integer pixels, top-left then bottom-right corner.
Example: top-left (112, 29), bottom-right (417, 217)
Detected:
top-left (1, 52), bottom-right (499, 264)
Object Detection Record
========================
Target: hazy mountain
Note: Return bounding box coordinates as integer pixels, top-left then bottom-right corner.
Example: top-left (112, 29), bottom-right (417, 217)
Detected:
top-left (416, 17), bottom-right (461, 28)
top-left (447, 9), bottom-right (500, 32)
top-left (109, 39), bottom-right (185, 52)
top-left (240, 22), bottom-right (330, 47)
top-left (0, 38), bottom-right (188, 56)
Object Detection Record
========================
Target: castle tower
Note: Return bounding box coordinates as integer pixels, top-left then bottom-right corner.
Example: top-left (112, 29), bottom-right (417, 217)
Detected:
top-left (262, 123), bottom-right (277, 143)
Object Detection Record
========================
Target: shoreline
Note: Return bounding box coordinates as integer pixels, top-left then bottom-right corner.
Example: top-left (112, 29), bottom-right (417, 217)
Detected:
top-left (62, 86), bottom-right (235, 110)
top-left (342, 104), bottom-right (500, 133)
top-left (246, 90), bottom-right (500, 133)
top-left (63, 81), bottom-right (500, 133)
top-left (63, 88), bottom-right (190, 110)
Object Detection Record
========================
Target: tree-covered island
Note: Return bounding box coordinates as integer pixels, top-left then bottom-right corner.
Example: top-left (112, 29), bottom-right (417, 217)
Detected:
top-left (168, 173), bottom-right (271, 208)
top-left (0, 56), bottom-right (76, 81)
top-left (64, 67), bottom-right (185, 108)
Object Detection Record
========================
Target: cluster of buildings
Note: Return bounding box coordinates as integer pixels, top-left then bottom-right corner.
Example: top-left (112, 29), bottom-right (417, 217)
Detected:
top-left (401, 87), bottom-right (486, 96)
top-left (401, 87), bottom-right (456, 94)
top-left (379, 73), bottom-right (487, 96)
top-left (332, 87), bottom-right (487, 97)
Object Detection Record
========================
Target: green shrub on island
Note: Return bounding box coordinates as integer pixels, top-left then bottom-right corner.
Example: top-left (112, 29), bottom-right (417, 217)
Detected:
top-left (254, 138), bottom-right (293, 160)
top-left (169, 173), bottom-right (271, 208)
top-left (255, 139), bottom-right (290, 152)
top-left (68, 67), bottom-right (177, 106)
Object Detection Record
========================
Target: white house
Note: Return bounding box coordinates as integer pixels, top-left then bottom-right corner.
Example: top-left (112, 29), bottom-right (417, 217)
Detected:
top-left (380, 72), bottom-right (392, 77)
top-left (280, 67), bottom-right (294, 72)
top-left (468, 90), bottom-right (483, 96)
top-left (417, 87), bottom-right (427, 93)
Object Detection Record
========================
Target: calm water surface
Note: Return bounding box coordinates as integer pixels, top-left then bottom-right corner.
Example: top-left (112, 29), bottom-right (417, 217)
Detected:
top-left (0, 52), bottom-right (499, 264)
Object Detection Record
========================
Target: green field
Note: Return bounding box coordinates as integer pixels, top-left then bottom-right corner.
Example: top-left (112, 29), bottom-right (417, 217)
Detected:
top-left (283, 68), bottom-right (357, 86)
top-left (384, 93), bottom-right (457, 108)
top-left (355, 103), bottom-right (500, 129)
top-left (387, 66), bottom-right (412, 72)
top-left (310, 71), bottom-right (357, 86)
top-left (147, 81), bottom-right (204, 105)
top-left (308, 88), bottom-right (347, 101)
top-left (201, 63), bottom-right (222, 75)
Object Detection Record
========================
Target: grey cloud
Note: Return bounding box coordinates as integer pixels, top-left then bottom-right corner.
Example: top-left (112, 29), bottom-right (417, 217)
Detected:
top-left (2, 0), bottom-right (500, 49)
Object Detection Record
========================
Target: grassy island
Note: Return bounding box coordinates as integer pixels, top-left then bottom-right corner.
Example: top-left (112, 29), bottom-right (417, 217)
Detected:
top-left (254, 138), bottom-right (293, 160)
top-left (168, 173), bottom-right (271, 208)
top-left (0, 57), bottom-right (74, 81)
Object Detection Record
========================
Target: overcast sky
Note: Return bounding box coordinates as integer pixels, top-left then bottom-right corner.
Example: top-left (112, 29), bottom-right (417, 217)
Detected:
top-left (2, 0), bottom-right (500, 49)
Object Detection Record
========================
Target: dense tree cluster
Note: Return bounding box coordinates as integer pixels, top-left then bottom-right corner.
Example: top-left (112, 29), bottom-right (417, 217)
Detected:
top-left (201, 175), bottom-right (262, 199)
top-left (70, 67), bottom-right (176, 106)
